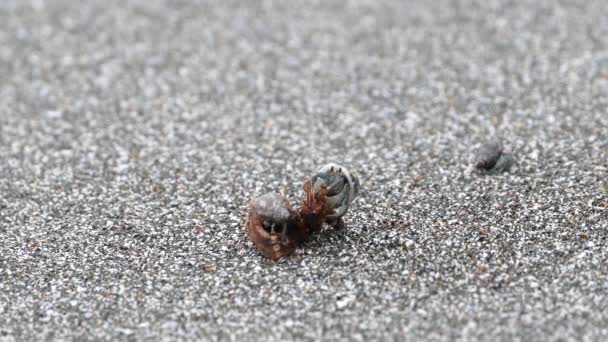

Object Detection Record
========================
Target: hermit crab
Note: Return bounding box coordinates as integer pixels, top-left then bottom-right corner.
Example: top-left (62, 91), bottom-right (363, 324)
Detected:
top-left (245, 163), bottom-right (361, 260)
top-left (310, 163), bottom-right (360, 226)
top-left (474, 140), bottom-right (514, 173)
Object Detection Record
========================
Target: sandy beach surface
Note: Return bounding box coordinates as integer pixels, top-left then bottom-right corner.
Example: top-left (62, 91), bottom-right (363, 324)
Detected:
top-left (1, 1), bottom-right (607, 340)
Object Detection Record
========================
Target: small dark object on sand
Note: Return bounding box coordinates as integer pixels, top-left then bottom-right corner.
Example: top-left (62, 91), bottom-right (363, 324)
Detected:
top-left (246, 164), bottom-right (360, 260)
top-left (474, 140), bottom-right (514, 172)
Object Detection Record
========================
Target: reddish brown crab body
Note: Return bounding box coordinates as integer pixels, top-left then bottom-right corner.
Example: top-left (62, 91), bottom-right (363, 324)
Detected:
top-left (246, 192), bottom-right (306, 260)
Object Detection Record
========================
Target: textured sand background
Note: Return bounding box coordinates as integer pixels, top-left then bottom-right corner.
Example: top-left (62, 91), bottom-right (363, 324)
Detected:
top-left (1, 0), bottom-right (607, 340)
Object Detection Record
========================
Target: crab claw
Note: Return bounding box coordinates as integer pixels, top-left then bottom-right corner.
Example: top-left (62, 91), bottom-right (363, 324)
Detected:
top-left (245, 192), bottom-right (305, 260)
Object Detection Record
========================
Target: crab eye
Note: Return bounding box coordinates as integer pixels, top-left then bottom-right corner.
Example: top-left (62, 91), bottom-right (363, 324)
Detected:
top-left (262, 221), bottom-right (272, 232)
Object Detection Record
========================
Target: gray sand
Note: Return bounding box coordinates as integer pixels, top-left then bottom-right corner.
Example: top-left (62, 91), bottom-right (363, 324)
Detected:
top-left (1, 0), bottom-right (607, 340)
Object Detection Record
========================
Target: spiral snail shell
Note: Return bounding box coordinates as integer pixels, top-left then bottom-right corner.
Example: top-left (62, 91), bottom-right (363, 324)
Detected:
top-left (311, 163), bottom-right (360, 221)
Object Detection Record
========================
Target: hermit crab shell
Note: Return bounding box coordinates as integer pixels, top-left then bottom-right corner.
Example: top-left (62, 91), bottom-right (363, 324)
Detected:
top-left (245, 192), bottom-right (305, 260)
top-left (311, 163), bottom-right (360, 221)
top-left (474, 140), bottom-right (514, 172)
